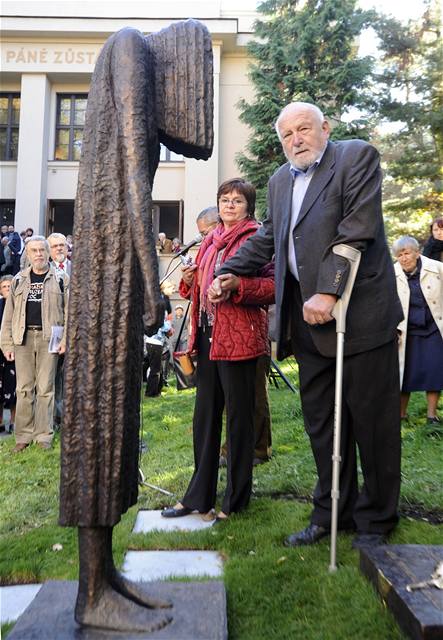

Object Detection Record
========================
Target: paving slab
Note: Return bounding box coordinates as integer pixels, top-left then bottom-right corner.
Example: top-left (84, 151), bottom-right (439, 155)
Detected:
top-left (122, 550), bottom-right (223, 582)
top-left (133, 510), bottom-right (215, 533)
top-left (7, 580), bottom-right (227, 639)
top-left (0, 584), bottom-right (42, 623)
top-left (360, 544), bottom-right (443, 640)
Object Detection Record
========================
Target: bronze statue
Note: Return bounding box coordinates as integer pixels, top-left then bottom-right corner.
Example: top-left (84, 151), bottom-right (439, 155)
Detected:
top-left (59, 20), bottom-right (213, 632)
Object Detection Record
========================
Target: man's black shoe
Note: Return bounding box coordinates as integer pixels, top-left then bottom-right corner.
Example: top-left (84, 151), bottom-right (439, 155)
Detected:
top-left (352, 533), bottom-right (387, 549)
top-left (161, 505), bottom-right (192, 518)
top-left (253, 457), bottom-right (270, 466)
top-left (284, 524), bottom-right (328, 547)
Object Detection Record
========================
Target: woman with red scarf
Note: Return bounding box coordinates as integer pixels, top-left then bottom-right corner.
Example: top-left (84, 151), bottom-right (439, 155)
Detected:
top-left (162, 178), bottom-right (274, 522)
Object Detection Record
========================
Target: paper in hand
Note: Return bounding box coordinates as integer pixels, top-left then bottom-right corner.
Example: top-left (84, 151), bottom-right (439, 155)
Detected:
top-left (49, 326), bottom-right (64, 353)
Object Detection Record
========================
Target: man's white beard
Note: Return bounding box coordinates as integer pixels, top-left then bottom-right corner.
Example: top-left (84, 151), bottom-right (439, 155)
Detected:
top-left (284, 148), bottom-right (313, 172)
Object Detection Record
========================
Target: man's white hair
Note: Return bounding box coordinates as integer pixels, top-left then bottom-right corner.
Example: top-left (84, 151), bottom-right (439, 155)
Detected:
top-left (47, 232), bottom-right (67, 244)
top-left (26, 235), bottom-right (49, 253)
top-left (274, 102), bottom-right (325, 140)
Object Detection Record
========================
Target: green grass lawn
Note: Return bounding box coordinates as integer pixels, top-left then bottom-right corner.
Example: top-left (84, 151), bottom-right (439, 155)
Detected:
top-left (1, 361), bottom-right (442, 639)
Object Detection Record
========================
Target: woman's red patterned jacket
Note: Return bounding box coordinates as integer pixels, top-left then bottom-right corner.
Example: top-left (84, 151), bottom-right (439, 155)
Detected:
top-left (179, 220), bottom-right (275, 361)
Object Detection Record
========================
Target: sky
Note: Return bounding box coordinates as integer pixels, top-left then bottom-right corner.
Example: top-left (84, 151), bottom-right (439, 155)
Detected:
top-left (357, 0), bottom-right (428, 57)
top-left (358, 0), bottom-right (427, 22)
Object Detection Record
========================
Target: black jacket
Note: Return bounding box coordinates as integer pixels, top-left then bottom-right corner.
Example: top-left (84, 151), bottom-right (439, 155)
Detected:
top-left (422, 236), bottom-right (443, 262)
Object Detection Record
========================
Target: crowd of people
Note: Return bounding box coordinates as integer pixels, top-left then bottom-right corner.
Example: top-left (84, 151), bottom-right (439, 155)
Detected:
top-left (156, 232), bottom-right (182, 255)
top-left (1, 101), bottom-right (441, 551)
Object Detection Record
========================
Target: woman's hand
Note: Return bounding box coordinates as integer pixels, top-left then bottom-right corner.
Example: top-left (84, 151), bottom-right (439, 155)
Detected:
top-left (181, 263), bottom-right (198, 287)
top-left (208, 274), bottom-right (240, 303)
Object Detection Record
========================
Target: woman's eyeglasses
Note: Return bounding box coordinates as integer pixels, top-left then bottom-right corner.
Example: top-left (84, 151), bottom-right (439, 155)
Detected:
top-left (219, 198), bottom-right (246, 207)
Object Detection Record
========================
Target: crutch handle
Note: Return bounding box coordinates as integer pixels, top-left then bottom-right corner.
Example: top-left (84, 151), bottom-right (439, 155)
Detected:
top-left (331, 244), bottom-right (361, 333)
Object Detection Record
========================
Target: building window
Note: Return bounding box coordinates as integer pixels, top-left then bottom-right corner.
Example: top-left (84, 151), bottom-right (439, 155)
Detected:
top-left (160, 144), bottom-right (184, 162)
top-left (54, 94), bottom-right (88, 161)
top-left (47, 200), bottom-right (75, 236)
top-left (0, 93), bottom-right (20, 161)
top-left (152, 201), bottom-right (183, 242)
top-left (0, 201), bottom-right (15, 226)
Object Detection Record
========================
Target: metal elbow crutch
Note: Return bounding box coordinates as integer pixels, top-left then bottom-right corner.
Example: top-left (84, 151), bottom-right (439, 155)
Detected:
top-left (329, 244), bottom-right (361, 572)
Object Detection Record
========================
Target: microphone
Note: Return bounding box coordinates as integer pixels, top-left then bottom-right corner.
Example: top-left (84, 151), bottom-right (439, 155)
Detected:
top-left (175, 234), bottom-right (203, 258)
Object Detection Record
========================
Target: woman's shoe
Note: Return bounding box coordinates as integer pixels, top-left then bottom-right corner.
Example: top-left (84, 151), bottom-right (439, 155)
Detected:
top-left (201, 509), bottom-right (216, 522)
top-left (213, 511), bottom-right (229, 525)
top-left (161, 504), bottom-right (192, 518)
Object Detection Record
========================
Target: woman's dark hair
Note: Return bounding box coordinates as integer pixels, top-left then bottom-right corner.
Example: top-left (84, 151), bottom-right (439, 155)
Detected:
top-left (217, 178), bottom-right (256, 218)
top-left (430, 217), bottom-right (443, 232)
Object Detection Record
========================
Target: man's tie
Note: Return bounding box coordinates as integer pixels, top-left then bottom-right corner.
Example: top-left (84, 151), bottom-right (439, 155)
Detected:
top-left (59, 262), bottom-right (64, 270)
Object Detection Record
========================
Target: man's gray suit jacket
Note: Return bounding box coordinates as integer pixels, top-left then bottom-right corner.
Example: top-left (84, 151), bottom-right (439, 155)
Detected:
top-left (218, 139), bottom-right (403, 359)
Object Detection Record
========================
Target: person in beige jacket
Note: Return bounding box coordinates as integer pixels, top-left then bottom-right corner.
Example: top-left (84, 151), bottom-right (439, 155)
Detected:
top-left (0, 236), bottom-right (69, 451)
top-left (393, 236), bottom-right (443, 428)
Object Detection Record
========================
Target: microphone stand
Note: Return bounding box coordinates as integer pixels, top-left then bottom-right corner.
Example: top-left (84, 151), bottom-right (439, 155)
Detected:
top-left (138, 359), bottom-right (174, 496)
top-left (159, 257), bottom-right (183, 286)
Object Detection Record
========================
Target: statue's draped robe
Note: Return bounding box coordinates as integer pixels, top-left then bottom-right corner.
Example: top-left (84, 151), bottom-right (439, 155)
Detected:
top-left (60, 21), bottom-right (213, 527)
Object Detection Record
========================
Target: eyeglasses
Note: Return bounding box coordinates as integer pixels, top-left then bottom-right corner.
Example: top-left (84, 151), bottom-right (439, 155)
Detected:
top-left (219, 197), bottom-right (247, 207)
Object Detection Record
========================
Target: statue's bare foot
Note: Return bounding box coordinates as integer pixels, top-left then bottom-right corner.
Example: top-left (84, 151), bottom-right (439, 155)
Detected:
top-left (75, 584), bottom-right (172, 632)
top-left (110, 569), bottom-right (172, 609)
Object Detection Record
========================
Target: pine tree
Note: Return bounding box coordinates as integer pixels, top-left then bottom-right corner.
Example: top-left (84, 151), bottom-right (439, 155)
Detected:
top-left (373, 0), bottom-right (442, 242)
top-left (237, 0), bottom-right (376, 216)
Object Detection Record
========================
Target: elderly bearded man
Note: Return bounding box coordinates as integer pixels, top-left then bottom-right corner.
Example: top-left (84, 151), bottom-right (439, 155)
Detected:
top-left (48, 232), bottom-right (72, 277)
top-left (211, 102), bottom-right (403, 549)
top-left (0, 236), bottom-right (69, 451)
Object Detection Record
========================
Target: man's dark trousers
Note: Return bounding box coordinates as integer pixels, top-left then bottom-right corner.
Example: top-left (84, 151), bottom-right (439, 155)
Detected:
top-left (290, 277), bottom-right (401, 534)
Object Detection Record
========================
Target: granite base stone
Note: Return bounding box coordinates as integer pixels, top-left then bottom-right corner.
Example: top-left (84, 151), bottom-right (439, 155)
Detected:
top-left (0, 584), bottom-right (42, 623)
top-left (7, 580), bottom-right (227, 640)
top-left (122, 550), bottom-right (223, 581)
top-left (360, 544), bottom-right (443, 640)
top-left (133, 510), bottom-right (215, 533)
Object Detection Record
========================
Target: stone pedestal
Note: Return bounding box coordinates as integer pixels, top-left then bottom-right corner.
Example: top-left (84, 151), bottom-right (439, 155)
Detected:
top-left (359, 544), bottom-right (443, 640)
top-left (7, 580), bottom-right (227, 639)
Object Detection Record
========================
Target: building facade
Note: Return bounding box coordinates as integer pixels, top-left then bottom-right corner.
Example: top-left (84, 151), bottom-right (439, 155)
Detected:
top-left (0, 1), bottom-right (257, 244)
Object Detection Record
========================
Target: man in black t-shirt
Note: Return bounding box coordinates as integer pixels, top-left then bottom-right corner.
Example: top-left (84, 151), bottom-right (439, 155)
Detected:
top-left (0, 236), bottom-right (69, 452)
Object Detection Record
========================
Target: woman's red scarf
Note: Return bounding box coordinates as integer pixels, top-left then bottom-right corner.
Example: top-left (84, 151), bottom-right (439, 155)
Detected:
top-left (198, 218), bottom-right (257, 323)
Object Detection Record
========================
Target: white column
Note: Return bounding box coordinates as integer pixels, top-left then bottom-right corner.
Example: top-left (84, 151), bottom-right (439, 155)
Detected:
top-left (14, 74), bottom-right (51, 234)
top-left (182, 43), bottom-right (221, 242)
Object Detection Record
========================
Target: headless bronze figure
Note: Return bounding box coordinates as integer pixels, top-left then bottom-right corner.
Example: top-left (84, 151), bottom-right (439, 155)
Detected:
top-left (59, 21), bottom-right (213, 632)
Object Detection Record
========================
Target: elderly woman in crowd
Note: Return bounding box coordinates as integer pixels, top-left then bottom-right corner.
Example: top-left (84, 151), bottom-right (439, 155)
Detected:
top-left (393, 236), bottom-right (443, 429)
top-left (422, 216), bottom-right (443, 262)
top-left (162, 178), bottom-right (274, 522)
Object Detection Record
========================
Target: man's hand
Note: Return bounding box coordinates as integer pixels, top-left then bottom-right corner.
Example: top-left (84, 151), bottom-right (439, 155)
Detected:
top-left (303, 293), bottom-right (338, 325)
top-left (218, 273), bottom-right (240, 293)
top-left (58, 344), bottom-right (66, 355)
top-left (4, 351), bottom-right (14, 362)
top-left (181, 263), bottom-right (198, 287)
